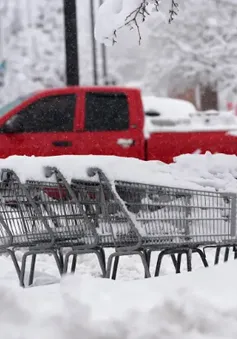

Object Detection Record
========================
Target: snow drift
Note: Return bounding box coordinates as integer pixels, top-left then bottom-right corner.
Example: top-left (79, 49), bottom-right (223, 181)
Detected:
top-left (1, 260), bottom-right (237, 339)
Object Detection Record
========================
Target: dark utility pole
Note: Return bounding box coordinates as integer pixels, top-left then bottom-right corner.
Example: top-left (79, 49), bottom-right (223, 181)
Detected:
top-left (90, 0), bottom-right (98, 85)
top-left (63, 0), bottom-right (79, 86)
top-left (99, 0), bottom-right (108, 83)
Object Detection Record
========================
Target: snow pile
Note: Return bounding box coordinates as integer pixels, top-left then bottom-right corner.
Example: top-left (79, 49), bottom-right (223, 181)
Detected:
top-left (0, 155), bottom-right (181, 186)
top-left (1, 260), bottom-right (237, 339)
top-left (172, 152), bottom-right (237, 192)
top-left (0, 154), bottom-right (204, 189)
top-left (1, 153), bottom-right (237, 193)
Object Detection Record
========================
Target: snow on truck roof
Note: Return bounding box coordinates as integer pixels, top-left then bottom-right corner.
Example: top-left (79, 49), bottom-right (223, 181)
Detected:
top-left (142, 95), bottom-right (197, 119)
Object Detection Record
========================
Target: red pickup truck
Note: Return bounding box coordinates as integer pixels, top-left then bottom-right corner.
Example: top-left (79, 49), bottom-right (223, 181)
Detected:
top-left (0, 86), bottom-right (236, 163)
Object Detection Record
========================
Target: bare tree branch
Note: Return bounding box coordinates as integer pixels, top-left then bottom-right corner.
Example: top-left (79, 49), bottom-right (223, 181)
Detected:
top-left (112, 0), bottom-right (179, 45)
top-left (169, 0), bottom-right (179, 23)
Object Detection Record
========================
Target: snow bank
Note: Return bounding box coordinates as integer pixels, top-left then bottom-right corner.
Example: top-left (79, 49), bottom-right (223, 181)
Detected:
top-left (172, 152), bottom-right (237, 192)
top-left (0, 154), bottom-right (180, 186)
top-left (1, 260), bottom-right (237, 339)
top-left (1, 153), bottom-right (237, 193)
top-left (0, 154), bottom-right (202, 190)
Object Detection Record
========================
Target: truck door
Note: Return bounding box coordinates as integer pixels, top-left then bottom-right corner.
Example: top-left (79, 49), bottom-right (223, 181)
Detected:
top-left (76, 90), bottom-right (144, 159)
top-left (0, 93), bottom-right (78, 157)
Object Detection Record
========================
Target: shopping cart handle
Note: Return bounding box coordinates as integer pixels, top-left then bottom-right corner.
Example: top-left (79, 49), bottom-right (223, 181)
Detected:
top-left (87, 167), bottom-right (100, 178)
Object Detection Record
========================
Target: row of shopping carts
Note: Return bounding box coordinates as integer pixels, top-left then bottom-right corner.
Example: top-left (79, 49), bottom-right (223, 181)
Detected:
top-left (0, 165), bottom-right (236, 287)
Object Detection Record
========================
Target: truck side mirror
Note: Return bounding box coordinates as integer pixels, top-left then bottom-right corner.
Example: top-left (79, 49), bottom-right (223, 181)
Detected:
top-left (2, 117), bottom-right (24, 134)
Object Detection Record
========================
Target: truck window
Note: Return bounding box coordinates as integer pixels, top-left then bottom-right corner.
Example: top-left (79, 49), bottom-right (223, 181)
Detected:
top-left (85, 92), bottom-right (129, 131)
top-left (0, 93), bottom-right (35, 117)
top-left (5, 94), bottom-right (76, 133)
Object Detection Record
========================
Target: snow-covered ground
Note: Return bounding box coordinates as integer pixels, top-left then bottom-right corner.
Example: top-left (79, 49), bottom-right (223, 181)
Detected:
top-left (0, 248), bottom-right (237, 339)
top-left (1, 152), bottom-right (237, 338)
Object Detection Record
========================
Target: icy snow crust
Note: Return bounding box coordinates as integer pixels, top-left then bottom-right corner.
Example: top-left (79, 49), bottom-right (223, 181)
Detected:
top-left (2, 152), bottom-right (237, 193)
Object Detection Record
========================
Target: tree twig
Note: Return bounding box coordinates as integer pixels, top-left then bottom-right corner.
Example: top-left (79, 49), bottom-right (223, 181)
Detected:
top-left (111, 0), bottom-right (179, 44)
top-left (169, 0), bottom-right (179, 23)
